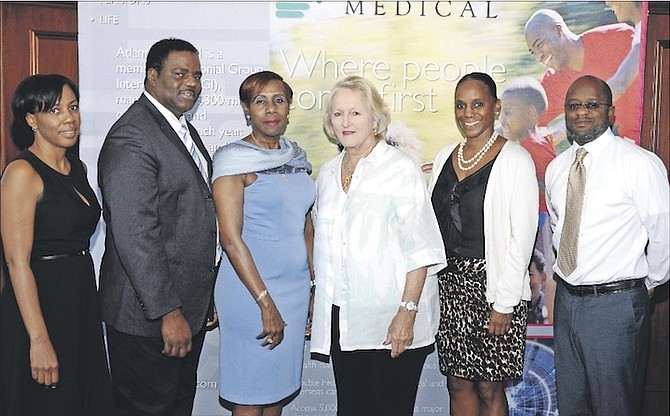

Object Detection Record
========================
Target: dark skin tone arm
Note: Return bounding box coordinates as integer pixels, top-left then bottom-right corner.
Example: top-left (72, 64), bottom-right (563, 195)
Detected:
top-left (1, 160), bottom-right (60, 386)
top-left (213, 173), bottom-right (286, 349)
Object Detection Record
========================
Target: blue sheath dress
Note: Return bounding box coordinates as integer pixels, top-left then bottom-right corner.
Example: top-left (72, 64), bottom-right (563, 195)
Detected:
top-left (216, 170), bottom-right (315, 405)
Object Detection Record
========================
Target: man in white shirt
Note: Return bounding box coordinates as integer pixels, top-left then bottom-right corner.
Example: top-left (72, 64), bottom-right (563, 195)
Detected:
top-left (545, 75), bottom-right (669, 416)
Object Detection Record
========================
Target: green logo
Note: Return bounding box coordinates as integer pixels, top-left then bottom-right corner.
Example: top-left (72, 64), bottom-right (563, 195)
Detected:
top-left (276, 2), bottom-right (315, 19)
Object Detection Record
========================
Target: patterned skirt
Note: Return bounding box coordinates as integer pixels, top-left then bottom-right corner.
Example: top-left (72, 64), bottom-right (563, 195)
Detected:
top-left (436, 256), bottom-right (528, 381)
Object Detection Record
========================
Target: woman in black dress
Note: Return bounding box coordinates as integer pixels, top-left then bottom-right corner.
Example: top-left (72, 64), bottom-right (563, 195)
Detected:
top-left (1, 74), bottom-right (113, 415)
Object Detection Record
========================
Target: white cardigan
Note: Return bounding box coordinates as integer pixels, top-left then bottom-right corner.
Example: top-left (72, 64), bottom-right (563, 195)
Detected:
top-left (429, 140), bottom-right (538, 313)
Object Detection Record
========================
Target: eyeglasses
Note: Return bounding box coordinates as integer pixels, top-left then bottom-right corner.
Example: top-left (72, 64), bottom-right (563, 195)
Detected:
top-left (565, 101), bottom-right (612, 112)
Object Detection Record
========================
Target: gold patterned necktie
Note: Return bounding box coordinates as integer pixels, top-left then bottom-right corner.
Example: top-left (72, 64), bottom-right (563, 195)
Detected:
top-left (557, 147), bottom-right (588, 276)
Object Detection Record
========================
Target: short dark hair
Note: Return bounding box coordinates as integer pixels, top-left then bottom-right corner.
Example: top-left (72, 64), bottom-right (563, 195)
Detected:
top-left (11, 74), bottom-right (79, 150)
top-left (569, 75), bottom-right (613, 106)
top-left (456, 72), bottom-right (498, 100)
top-left (144, 38), bottom-right (199, 85)
top-left (239, 70), bottom-right (293, 107)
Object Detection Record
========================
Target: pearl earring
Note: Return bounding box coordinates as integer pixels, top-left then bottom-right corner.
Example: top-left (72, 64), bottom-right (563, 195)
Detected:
top-left (245, 114), bottom-right (251, 126)
top-left (31, 126), bottom-right (38, 132)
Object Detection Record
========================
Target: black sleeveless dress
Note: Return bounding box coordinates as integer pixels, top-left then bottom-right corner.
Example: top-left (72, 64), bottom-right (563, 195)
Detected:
top-left (0, 150), bottom-right (113, 416)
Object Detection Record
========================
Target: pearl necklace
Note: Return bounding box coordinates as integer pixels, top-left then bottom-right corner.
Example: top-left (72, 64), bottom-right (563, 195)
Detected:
top-left (457, 132), bottom-right (498, 171)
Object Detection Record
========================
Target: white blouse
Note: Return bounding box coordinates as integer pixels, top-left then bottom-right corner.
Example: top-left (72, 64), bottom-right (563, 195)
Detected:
top-left (310, 141), bottom-right (446, 354)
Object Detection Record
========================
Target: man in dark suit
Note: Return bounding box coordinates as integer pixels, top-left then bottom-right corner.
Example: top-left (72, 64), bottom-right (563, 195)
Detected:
top-left (98, 38), bottom-right (218, 416)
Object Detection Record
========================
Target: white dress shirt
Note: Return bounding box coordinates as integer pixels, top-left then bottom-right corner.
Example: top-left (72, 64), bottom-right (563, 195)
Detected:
top-left (310, 141), bottom-right (446, 354)
top-left (429, 140), bottom-right (538, 314)
top-left (144, 91), bottom-right (220, 262)
top-left (143, 91), bottom-right (208, 178)
top-left (545, 128), bottom-right (669, 289)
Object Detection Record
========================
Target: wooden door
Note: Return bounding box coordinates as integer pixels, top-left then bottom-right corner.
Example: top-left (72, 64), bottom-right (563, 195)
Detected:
top-left (1, 1), bottom-right (78, 170)
top-left (641, 3), bottom-right (670, 416)
top-left (0, 3), bottom-right (669, 414)
top-left (0, 1), bottom-right (78, 290)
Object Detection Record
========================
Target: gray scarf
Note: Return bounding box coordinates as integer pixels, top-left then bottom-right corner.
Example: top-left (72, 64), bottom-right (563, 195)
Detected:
top-left (212, 136), bottom-right (312, 180)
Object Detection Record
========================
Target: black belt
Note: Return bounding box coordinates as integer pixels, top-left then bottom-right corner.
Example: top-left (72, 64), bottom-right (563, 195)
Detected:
top-left (34, 249), bottom-right (89, 261)
top-left (560, 277), bottom-right (645, 296)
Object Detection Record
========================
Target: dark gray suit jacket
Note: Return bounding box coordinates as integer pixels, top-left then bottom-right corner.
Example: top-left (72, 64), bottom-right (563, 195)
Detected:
top-left (98, 94), bottom-right (218, 337)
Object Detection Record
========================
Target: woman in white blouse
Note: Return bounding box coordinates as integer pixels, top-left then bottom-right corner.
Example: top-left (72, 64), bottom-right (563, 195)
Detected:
top-left (310, 76), bottom-right (446, 416)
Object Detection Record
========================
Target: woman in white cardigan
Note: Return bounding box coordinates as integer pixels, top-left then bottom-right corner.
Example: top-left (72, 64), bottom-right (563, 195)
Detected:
top-left (428, 72), bottom-right (538, 416)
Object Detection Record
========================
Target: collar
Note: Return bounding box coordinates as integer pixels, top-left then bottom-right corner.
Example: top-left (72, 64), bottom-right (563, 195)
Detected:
top-left (329, 140), bottom-right (388, 174)
top-left (143, 91), bottom-right (183, 134)
top-left (569, 127), bottom-right (615, 160)
top-left (363, 140), bottom-right (388, 168)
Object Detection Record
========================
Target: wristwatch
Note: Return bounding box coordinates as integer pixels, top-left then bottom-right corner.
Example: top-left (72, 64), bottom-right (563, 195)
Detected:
top-left (400, 301), bottom-right (418, 313)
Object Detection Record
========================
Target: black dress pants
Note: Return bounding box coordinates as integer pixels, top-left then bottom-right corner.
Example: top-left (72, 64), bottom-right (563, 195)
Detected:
top-left (106, 325), bottom-right (206, 416)
top-left (330, 306), bottom-right (433, 416)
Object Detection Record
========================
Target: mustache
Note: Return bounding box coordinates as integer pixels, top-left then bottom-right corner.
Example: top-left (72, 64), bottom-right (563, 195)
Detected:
top-left (567, 122), bottom-right (610, 145)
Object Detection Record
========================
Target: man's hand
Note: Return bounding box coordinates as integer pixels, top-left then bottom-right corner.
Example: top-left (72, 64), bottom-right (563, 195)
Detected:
top-left (205, 305), bottom-right (218, 331)
top-left (161, 309), bottom-right (192, 358)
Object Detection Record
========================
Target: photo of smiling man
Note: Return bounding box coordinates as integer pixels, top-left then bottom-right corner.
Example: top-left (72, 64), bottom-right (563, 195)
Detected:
top-left (524, 9), bottom-right (638, 149)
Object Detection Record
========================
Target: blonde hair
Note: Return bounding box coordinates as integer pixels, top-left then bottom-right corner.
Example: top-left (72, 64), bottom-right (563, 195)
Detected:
top-left (323, 76), bottom-right (391, 143)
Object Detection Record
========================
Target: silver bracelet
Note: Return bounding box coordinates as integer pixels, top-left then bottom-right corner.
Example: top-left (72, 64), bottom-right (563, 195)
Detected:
top-left (310, 280), bottom-right (316, 288)
top-left (255, 289), bottom-right (268, 303)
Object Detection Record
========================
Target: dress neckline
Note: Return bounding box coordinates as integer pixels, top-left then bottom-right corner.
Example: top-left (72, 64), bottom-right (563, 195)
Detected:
top-left (25, 149), bottom-right (73, 178)
top-left (449, 150), bottom-right (498, 184)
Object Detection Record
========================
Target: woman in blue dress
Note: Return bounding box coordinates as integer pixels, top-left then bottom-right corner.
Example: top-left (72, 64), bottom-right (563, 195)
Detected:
top-left (211, 71), bottom-right (315, 416)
